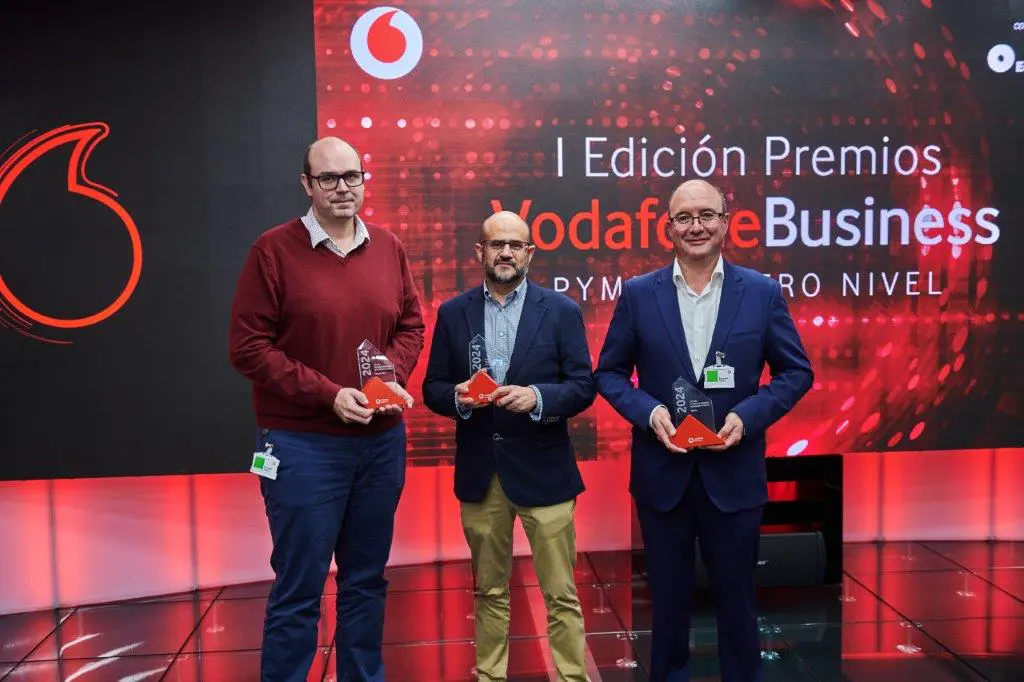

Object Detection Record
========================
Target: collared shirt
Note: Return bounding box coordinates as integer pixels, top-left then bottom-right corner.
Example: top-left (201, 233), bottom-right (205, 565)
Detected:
top-left (482, 279), bottom-right (528, 384)
top-left (673, 255), bottom-right (725, 380)
top-left (649, 256), bottom-right (726, 429)
top-left (301, 208), bottom-right (370, 257)
top-left (457, 279), bottom-right (543, 421)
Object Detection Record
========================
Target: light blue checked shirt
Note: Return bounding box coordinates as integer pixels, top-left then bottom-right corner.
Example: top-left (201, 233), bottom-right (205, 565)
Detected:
top-left (457, 279), bottom-right (543, 421)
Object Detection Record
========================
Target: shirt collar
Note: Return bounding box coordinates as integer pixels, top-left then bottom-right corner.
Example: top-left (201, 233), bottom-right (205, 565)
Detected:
top-left (483, 277), bottom-right (528, 305)
top-left (300, 208), bottom-right (370, 249)
top-left (672, 255), bottom-right (724, 289)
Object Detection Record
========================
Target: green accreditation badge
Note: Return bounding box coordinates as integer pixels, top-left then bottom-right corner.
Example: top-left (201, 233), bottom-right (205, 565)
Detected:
top-left (703, 351), bottom-right (735, 389)
top-left (250, 443), bottom-right (279, 480)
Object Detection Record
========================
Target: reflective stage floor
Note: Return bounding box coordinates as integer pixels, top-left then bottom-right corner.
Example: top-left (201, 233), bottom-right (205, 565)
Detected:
top-left (2, 542), bottom-right (1022, 681)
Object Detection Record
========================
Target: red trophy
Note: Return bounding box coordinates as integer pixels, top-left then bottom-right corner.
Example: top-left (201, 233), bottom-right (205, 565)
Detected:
top-left (466, 333), bottom-right (500, 404)
top-left (669, 376), bottom-right (725, 448)
top-left (357, 340), bottom-right (402, 409)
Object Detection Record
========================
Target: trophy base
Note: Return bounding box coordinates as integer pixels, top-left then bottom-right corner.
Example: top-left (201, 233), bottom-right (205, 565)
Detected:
top-left (467, 369), bottom-right (500, 404)
top-left (671, 414), bottom-right (725, 448)
top-left (362, 376), bottom-right (403, 408)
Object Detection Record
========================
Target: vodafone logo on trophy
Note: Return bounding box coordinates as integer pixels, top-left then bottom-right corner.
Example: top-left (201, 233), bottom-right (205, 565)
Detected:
top-left (0, 122), bottom-right (142, 344)
top-left (350, 7), bottom-right (423, 80)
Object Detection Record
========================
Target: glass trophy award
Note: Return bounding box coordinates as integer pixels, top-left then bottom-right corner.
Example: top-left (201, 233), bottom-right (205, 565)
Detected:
top-left (356, 340), bottom-right (402, 409)
top-left (466, 333), bottom-right (499, 404)
top-left (669, 377), bottom-right (725, 448)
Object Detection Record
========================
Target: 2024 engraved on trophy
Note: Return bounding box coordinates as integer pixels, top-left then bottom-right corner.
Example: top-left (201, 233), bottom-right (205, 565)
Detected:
top-left (669, 377), bottom-right (725, 448)
top-left (465, 333), bottom-right (500, 404)
top-left (356, 340), bottom-right (402, 408)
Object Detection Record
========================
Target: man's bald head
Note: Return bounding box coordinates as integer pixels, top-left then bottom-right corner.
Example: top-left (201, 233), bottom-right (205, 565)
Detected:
top-left (303, 137), bottom-right (360, 177)
top-left (480, 211), bottom-right (530, 243)
top-left (669, 179), bottom-right (727, 215)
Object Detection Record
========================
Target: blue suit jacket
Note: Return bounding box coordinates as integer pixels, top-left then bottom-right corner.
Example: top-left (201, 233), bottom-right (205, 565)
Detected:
top-left (595, 260), bottom-right (813, 513)
top-left (422, 282), bottom-right (596, 507)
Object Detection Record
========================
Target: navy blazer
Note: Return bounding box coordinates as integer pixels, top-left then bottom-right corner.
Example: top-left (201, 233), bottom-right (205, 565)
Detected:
top-left (422, 282), bottom-right (596, 507)
top-left (595, 260), bottom-right (813, 513)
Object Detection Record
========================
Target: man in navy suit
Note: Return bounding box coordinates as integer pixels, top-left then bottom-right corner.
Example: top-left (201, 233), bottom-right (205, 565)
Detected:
top-left (595, 180), bottom-right (813, 682)
top-left (423, 211), bottom-right (596, 682)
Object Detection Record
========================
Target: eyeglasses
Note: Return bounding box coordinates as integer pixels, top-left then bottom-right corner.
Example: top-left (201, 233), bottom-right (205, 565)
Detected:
top-left (670, 211), bottom-right (724, 227)
top-left (308, 171), bottom-right (366, 191)
top-left (481, 239), bottom-right (532, 253)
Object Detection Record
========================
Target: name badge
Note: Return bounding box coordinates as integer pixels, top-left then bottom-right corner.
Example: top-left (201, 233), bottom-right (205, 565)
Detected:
top-left (250, 443), bottom-right (280, 480)
top-left (703, 351), bottom-right (735, 389)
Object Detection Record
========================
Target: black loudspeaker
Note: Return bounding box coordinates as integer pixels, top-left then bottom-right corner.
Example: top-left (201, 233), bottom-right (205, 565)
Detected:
top-left (694, 530), bottom-right (827, 589)
top-left (694, 455), bottom-right (844, 588)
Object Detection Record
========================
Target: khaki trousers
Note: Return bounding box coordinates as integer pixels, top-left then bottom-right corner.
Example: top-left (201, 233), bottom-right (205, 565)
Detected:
top-left (460, 475), bottom-right (590, 682)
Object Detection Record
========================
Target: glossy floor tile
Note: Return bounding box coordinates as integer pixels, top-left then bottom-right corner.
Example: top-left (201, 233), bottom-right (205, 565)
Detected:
top-left (163, 647), bottom-right (329, 681)
top-left (25, 599), bottom-right (213, 662)
top-left (3, 654), bottom-right (176, 681)
top-left (976, 568), bottom-right (1024, 602)
top-left (1, 543), bottom-right (1022, 681)
top-left (383, 560), bottom-right (475, 593)
top-left (183, 597), bottom-right (333, 653)
top-left (630, 630), bottom-right (815, 681)
top-left (0, 611), bottom-right (72, 663)
top-left (783, 621), bottom-right (988, 682)
top-left (854, 570), bottom-right (1024, 622)
top-left (606, 581), bottom-right (720, 633)
top-left (352, 634), bottom-right (649, 682)
top-left (844, 541), bottom-right (964, 577)
top-left (922, 541), bottom-right (1024, 570)
top-left (755, 579), bottom-right (906, 626)
top-left (916, 618), bottom-right (1024, 682)
top-left (586, 550), bottom-right (647, 585)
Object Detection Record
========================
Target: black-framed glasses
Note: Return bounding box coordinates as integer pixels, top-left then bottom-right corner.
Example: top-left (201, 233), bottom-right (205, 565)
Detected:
top-left (670, 211), bottom-right (724, 227)
top-left (309, 170), bottom-right (366, 191)
top-left (481, 239), bottom-right (532, 253)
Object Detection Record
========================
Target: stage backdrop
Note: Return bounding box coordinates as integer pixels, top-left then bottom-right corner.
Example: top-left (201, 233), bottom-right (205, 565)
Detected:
top-left (3, 0), bottom-right (1021, 481)
top-left (2, 0), bottom-right (1021, 480)
top-left (315, 0), bottom-right (1024, 467)
top-left (2, 0), bottom-right (1024, 614)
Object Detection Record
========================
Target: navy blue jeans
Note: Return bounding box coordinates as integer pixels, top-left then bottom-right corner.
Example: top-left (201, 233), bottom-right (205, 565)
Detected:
top-left (257, 424), bottom-right (406, 682)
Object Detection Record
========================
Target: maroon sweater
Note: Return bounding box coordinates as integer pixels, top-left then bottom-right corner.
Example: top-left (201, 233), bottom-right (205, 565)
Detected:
top-left (229, 219), bottom-right (425, 436)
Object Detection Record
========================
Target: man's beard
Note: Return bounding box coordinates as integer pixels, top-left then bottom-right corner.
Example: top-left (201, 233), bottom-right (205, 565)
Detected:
top-left (485, 259), bottom-right (526, 285)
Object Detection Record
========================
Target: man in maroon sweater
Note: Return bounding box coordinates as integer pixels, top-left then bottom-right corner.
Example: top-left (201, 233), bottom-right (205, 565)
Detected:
top-left (229, 136), bottom-right (424, 682)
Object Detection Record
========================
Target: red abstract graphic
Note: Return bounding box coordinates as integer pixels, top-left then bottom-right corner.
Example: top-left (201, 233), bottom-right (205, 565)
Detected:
top-left (0, 123), bottom-right (143, 343)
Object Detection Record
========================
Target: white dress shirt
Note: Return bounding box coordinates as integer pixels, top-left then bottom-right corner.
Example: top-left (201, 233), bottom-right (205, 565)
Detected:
top-left (649, 256), bottom-right (725, 427)
top-left (673, 255), bottom-right (725, 380)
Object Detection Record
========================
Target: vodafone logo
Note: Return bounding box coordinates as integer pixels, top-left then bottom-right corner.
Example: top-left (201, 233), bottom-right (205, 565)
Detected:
top-left (350, 7), bottom-right (423, 80)
top-left (987, 44), bottom-right (1023, 73)
top-left (0, 123), bottom-right (142, 344)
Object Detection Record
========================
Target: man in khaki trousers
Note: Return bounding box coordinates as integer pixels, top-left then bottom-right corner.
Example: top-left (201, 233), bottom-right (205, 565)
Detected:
top-left (423, 212), bottom-right (596, 681)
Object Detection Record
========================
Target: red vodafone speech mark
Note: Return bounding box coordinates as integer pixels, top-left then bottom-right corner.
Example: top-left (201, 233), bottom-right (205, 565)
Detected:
top-left (0, 123), bottom-right (142, 329)
top-left (367, 9), bottom-right (406, 63)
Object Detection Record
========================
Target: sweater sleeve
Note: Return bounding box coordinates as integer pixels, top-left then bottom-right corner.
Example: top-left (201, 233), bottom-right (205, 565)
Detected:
top-left (384, 239), bottom-right (426, 386)
top-left (228, 245), bottom-right (342, 406)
